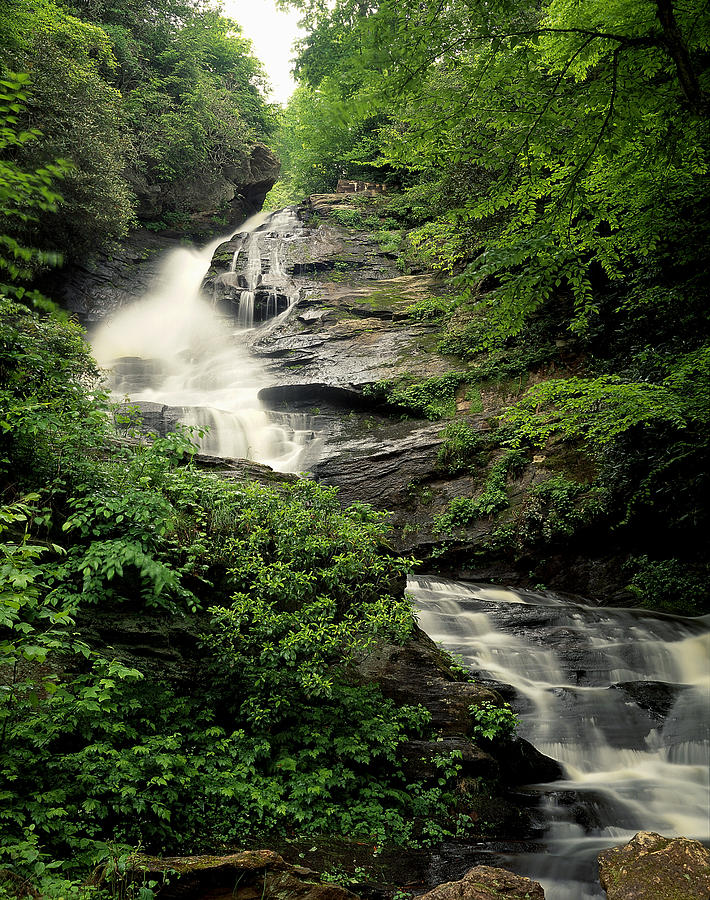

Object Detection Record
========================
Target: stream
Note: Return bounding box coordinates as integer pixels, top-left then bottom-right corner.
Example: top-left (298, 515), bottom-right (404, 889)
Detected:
top-left (409, 575), bottom-right (710, 899)
top-left (89, 212), bottom-right (710, 897)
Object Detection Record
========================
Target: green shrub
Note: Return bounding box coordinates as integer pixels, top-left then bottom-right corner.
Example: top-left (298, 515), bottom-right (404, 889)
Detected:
top-left (364, 372), bottom-right (468, 420)
top-left (0, 302), bottom-right (475, 882)
top-left (469, 701), bottom-right (518, 741)
top-left (626, 556), bottom-right (709, 616)
top-left (331, 208), bottom-right (364, 227)
top-left (406, 296), bottom-right (456, 322)
top-left (374, 229), bottom-right (402, 254)
top-left (502, 375), bottom-right (686, 450)
top-left (434, 449), bottom-right (528, 532)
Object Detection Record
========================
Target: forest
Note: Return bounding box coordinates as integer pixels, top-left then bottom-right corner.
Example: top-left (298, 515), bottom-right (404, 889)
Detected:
top-left (0, 0), bottom-right (708, 897)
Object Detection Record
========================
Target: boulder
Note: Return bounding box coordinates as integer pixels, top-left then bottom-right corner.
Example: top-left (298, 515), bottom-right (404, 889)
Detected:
top-left (598, 831), bottom-right (710, 900)
top-left (419, 865), bottom-right (545, 900)
top-left (94, 850), bottom-right (359, 900)
top-left (356, 627), bottom-right (502, 735)
top-left (356, 627), bottom-right (561, 787)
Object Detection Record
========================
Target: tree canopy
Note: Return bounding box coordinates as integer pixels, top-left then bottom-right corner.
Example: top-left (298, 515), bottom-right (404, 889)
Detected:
top-left (275, 0), bottom-right (708, 341)
top-left (0, 0), bottom-right (277, 262)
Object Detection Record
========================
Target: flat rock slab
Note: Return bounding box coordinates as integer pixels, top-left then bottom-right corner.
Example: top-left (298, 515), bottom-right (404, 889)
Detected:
top-left (419, 865), bottom-right (545, 900)
top-left (598, 831), bottom-right (710, 900)
top-left (97, 850), bottom-right (360, 900)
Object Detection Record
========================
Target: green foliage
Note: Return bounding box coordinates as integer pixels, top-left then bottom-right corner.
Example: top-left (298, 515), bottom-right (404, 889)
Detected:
top-left (626, 557), bottom-right (709, 617)
top-left (279, 0), bottom-right (709, 341)
top-left (436, 422), bottom-right (485, 475)
top-left (501, 375), bottom-right (687, 449)
top-left (434, 449), bottom-right (528, 532)
top-left (469, 701), bottom-right (518, 741)
top-left (0, 295), bottom-right (473, 885)
top-left (516, 475), bottom-right (608, 545)
top-left (265, 85), bottom-right (387, 202)
top-left (0, 0), bottom-right (135, 259)
top-left (331, 207), bottom-right (364, 228)
top-left (406, 296), bottom-right (456, 323)
top-left (0, 0), bottom-right (275, 260)
top-left (364, 372), bottom-right (468, 420)
top-left (0, 75), bottom-right (68, 309)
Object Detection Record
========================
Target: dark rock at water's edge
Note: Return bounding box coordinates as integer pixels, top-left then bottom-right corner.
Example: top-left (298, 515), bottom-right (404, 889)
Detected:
top-left (357, 625), bottom-right (563, 791)
top-left (355, 626), bottom-right (562, 840)
top-left (59, 230), bottom-right (183, 323)
top-left (419, 866), bottom-right (545, 900)
top-left (597, 831), bottom-right (710, 900)
top-left (610, 680), bottom-right (688, 722)
top-left (92, 850), bottom-right (359, 900)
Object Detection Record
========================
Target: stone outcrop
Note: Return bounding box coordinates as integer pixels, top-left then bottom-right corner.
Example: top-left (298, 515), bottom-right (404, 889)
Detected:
top-left (130, 144), bottom-right (280, 227)
top-left (94, 850), bottom-right (358, 900)
top-left (357, 627), bottom-right (562, 783)
top-left (597, 831), bottom-right (710, 900)
top-left (418, 865), bottom-right (545, 900)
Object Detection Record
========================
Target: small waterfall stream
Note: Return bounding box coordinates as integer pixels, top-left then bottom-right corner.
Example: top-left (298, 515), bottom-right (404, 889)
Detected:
top-left (409, 575), bottom-right (710, 899)
top-left (91, 209), bottom-right (319, 472)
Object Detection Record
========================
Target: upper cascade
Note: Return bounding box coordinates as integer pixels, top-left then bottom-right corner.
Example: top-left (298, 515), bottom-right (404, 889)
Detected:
top-left (90, 207), bottom-right (320, 473)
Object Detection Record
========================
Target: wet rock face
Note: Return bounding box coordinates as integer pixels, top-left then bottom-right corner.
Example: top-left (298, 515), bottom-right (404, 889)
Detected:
top-left (356, 627), bottom-right (562, 790)
top-left (99, 850), bottom-right (358, 900)
top-left (419, 865), bottom-right (545, 900)
top-left (59, 231), bottom-right (183, 323)
top-left (610, 680), bottom-right (687, 722)
top-left (597, 831), bottom-right (710, 900)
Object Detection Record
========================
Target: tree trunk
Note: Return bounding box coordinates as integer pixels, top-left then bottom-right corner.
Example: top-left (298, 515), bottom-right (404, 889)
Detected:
top-left (654, 0), bottom-right (704, 113)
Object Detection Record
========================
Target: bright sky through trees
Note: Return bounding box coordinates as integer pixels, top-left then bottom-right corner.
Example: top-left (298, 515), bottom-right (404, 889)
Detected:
top-left (223, 0), bottom-right (303, 105)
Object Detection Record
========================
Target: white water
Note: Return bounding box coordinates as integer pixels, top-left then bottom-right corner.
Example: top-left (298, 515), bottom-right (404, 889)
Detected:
top-left (91, 209), bottom-right (315, 472)
top-left (409, 575), bottom-right (710, 899)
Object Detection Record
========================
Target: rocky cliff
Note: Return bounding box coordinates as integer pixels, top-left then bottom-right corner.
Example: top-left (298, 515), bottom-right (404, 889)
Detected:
top-left (129, 144), bottom-right (281, 228)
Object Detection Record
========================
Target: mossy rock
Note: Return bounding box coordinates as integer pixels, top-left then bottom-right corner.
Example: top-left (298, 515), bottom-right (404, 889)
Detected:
top-left (598, 831), bottom-right (710, 900)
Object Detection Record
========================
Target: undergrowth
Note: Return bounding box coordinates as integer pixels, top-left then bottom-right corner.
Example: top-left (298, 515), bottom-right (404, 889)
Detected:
top-left (0, 300), bottom-right (472, 893)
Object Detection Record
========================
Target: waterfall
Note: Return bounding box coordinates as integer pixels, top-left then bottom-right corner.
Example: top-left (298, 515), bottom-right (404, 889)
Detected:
top-left (408, 575), bottom-right (710, 900)
top-left (236, 233), bottom-right (263, 328)
top-left (91, 209), bottom-right (319, 473)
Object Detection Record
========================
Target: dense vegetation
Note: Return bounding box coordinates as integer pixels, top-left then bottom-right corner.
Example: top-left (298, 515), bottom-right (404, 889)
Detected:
top-left (0, 0), bottom-right (276, 263)
top-left (0, 90), bottom-right (473, 893)
top-left (271, 0), bottom-right (710, 612)
top-left (6, 56), bottom-right (538, 894)
top-left (1, 0), bottom-right (709, 891)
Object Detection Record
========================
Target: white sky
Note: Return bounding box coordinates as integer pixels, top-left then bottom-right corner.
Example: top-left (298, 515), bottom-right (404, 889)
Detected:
top-left (221, 0), bottom-right (304, 106)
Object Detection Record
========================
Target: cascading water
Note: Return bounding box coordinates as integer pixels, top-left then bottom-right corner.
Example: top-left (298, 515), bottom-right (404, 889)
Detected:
top-left (408, 575), bottom-right (710, 899)
top-left (91, 208), bottom-right (319, 472)
top-left (236, 233), bottom-right (263, 328)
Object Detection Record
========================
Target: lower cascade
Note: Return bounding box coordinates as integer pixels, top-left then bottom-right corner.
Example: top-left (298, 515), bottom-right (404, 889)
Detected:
top-left (408, 574), bottom-right (710, 900)
top-left (90, 208), bottom-right (319, 473)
